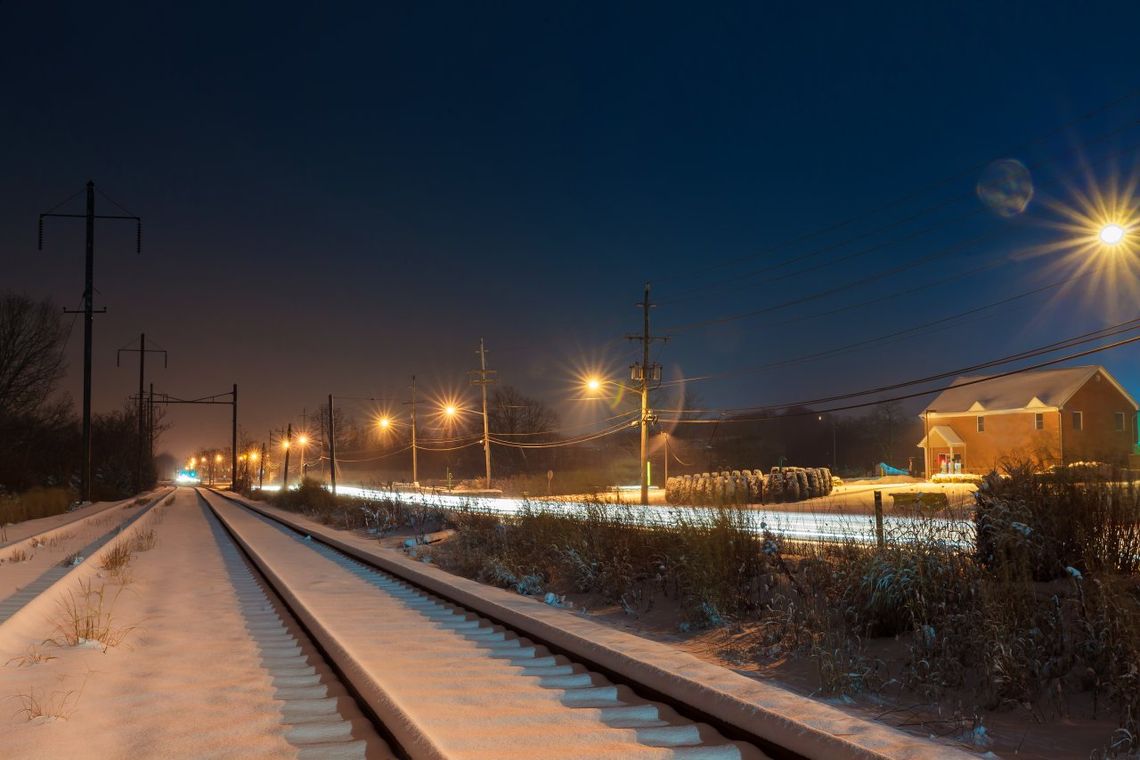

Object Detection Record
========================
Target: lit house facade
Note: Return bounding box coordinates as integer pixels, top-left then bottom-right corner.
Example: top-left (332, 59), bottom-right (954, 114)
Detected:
top-left (918, 365), bottom-right (1138, 476)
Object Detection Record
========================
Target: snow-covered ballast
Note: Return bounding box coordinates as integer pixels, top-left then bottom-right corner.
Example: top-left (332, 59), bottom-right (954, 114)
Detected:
top-left (665, 467), bottom-right (833, 505)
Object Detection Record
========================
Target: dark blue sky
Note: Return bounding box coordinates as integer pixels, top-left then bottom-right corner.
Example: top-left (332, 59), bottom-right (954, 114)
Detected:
top-left (3, 1), bottom-right (1139, 455)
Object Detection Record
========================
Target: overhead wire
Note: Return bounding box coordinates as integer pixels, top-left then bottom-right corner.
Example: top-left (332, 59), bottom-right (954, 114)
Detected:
top-left (657, 267), bottom-right (1096, 387)
top-left (655, 318), bottom-right (1140, 422)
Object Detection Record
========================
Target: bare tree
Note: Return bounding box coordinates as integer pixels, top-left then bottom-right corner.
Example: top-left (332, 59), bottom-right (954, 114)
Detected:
top-left (0, 293), bottom-right (69, 418)
top-left (488, 386), bottom-right (558, 475)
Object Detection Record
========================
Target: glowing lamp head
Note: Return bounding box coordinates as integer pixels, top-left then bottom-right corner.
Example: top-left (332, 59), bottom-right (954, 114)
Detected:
top-left (586, 377), bottom-right (602, 392)
top-left (378, 417), bottom-right (391, 429)
top-left (249, 451), bottom-right (259, 462)
top-left (444, 405), bottom-right (458, 417)
top-left (282, 440), bottom-right (290, 450)
top-left (297, 434), bottom-right (309, 446)
top-left (215, 454), bottom-right (222, 463)
top-left (1100, 223), bottom-right (1126, 245)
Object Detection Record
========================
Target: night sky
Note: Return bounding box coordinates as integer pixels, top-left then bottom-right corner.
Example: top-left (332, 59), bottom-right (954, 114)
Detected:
top-left (3, 1), bottom-right (1140, 459)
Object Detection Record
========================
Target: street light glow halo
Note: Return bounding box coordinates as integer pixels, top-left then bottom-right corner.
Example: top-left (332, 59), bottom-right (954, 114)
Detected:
top-left (1099, 223), bottom-right (1125, 245)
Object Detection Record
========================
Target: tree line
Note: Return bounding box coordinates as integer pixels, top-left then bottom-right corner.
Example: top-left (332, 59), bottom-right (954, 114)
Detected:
top-left (0, 292), bottom-right (161, 500)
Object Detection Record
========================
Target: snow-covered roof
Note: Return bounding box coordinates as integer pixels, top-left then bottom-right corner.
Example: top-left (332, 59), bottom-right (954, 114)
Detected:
top-left (917, 425), bottom-right (966, 448)
top-left (921, 365), bottom-right (1138, 415)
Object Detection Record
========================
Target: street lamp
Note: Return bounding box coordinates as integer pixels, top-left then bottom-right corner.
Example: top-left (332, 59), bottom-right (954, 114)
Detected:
top-left (580, 373), bottom-right (656, 504)
top-left (1100, 223), bottom-right (1126, 245)
top-left (378, 411), bottom-right (417, 487)
top-left (296, 434), bottom-right (309, 479)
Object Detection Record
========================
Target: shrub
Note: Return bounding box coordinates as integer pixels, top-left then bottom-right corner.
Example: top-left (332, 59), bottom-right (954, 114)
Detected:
top-left (0, 487), bottom-right (74, 524)
top-left (976, 465), bottom-right (1140, 579)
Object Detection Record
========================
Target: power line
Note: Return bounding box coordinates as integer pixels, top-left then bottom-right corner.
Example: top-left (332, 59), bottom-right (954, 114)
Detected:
top-left (659, 268), bottom-right (1094, 388)
top-left (657, 319), bottom-right (1140, 422)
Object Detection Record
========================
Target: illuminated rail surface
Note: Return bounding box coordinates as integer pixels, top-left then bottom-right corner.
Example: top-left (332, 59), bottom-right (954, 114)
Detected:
top-left (200, 488), bottom-right (974, 760)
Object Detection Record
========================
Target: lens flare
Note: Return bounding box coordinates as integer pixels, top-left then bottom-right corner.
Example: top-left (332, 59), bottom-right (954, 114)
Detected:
top-left (1020, 163), bottom-right (1140, 318)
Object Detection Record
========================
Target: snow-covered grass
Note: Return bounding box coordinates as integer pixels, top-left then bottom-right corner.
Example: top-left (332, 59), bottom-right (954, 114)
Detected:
top-left (10, 681), bottom-right (85, 722)
top-left (5, 643), bottom-right (57, 668)
top-left (46, 579), bottom-right (135, 651)
top-left (129, 527), bottom-right (157, 553)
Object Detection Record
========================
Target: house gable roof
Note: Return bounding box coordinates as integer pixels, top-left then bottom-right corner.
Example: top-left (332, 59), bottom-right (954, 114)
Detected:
top-left (921, 365), bottom-right (1139, 415)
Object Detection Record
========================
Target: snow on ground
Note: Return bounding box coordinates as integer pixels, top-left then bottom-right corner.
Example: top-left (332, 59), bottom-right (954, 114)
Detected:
top-left (0, 488), bottom-right (363, 758)
top-left (0, 493), bottom-right (148, 548)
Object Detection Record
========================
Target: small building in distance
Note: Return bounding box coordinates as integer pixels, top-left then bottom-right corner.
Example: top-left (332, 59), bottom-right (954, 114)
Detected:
top-left (918, 365), bottom-right (1138, 476)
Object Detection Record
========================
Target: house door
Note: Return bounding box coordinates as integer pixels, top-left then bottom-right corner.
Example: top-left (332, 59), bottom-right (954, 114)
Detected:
top-left (937, 453), bottom-right (949, 473)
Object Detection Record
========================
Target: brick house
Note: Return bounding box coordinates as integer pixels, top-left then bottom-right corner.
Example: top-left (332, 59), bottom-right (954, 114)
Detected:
top-left (917, 365), bottom-right (1138, 476)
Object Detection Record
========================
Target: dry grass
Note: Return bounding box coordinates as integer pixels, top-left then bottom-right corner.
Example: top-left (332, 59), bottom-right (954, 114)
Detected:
top-left (129, 527), bottom-right (157, 552)
top-left (5, 548), bottom-right (32, 564)
top-left (8, 674), bottom-right (88, 722)
top-left (99, 543), bottom-right (132, 575)
top-left (46, 580), bottom-right (135, 651)
top-left (0, 487), bottom-right (74, 525)
top-left (5, 644), bottom-right (58, 668)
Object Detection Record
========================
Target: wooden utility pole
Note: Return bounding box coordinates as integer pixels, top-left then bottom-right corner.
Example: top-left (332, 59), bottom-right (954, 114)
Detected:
top-left (469, 339), bottom-right (497, 490)
top-left (627, 283), bottom-right (665, 506)
top-left (258, 442), bottom-right (266, 490)
top-left (39, 182), bottom-right (140, 502)
top-left (328, 394), bottom-right (337, 496)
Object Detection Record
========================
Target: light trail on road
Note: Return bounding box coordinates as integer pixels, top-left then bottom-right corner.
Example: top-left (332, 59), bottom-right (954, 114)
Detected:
top-left (257, 483), bottom-right (976, 548)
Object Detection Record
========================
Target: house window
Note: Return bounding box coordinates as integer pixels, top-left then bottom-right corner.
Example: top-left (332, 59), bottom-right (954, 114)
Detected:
top-left (1116, 412), bottom-right (1126, 432)
top-left (976, 416), bottom-right (984, 432)
top-left (1072, 411), bottom-right (1083, 431)
top-left (1034, 413), bottom-right (1044, 430)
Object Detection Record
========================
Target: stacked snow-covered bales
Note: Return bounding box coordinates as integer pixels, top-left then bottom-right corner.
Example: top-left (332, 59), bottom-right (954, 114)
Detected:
top-left (665, 466), bottom-right (833, 504)
top-left (764, 466), bottom-right (835, 503)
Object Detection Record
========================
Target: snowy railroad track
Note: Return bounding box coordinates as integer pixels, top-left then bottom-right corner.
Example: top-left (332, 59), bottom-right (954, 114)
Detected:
top-left (200, 488), bottom-right (764, 760)
top-left (0, 488), bottom-right (173, 625)
top-left (195, 493), bottom-right (393, 759)
top-left (201, 489), bottom-right (973, 760)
